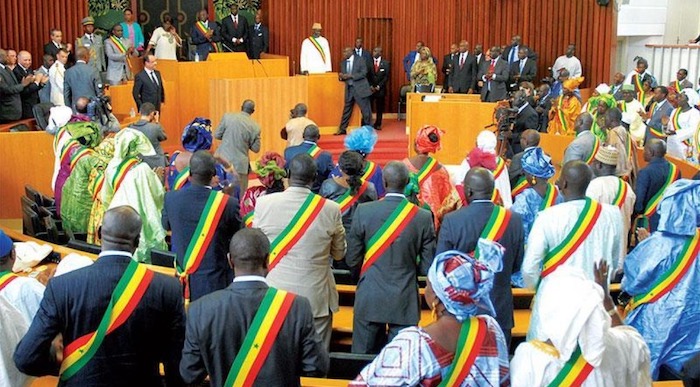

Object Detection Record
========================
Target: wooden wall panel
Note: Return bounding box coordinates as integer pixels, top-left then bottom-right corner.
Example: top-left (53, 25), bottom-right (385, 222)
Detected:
top-left (0, 0), bottom-right (87, 63)
top-left (261, 0), bottom-right (616, 112)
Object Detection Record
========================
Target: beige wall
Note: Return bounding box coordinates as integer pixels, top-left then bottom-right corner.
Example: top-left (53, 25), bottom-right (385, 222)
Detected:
top-left (664, 0), bottom-right (700, 44)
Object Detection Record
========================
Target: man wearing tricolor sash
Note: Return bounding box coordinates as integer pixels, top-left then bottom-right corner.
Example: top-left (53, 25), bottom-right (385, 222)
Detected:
top-left (300, 23), bottom-right (331, 74)
top-left (603, 107), bottom-right (637, 182)
top-left (439, 167), bottom-right (524, 345)
top-left (255, 154), bottom-right (345, 349)
top-left (511, 266), bottom-right (651, 386)
top-left (0, 230), bottom-right (45, 326)
top-left (634, 139), bottom-right (680, 233)
top-left (624, 57), bottom-right (657, 94)
top-left (623, 179), bottom-right (700, 378)
top-left (15, 207), bottom-right (185, 386)
top-left (284, 124), bottom-right (333, 193)
top-left (352, 244), bottom-right (509, 386)
top-left (181, 228), bottom-right (329, 386)
top-left (618, 84), bottom-right (646, 145)
top-left (163, 151), bottom-right (241, 302)
top-left (523, 161), bottom-right (623, 339)
top-left (346, 162), bottom-right (435, 353)
top-left (190, 9), bottom-right (221, 61)
top-left (663, 88), bottom-right (700, 161)
top-left (105, 24), bottom-right (135, 85)
top-left (668, 68), bottom-right (694, 94)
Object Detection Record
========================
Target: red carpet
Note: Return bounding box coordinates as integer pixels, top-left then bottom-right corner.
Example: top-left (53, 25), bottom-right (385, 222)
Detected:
top-left (317, 119), bottom-right (409, 166)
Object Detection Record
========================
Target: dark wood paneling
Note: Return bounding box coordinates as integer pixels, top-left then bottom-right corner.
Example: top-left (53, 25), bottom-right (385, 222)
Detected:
top-left (0, 0), bottom-right (87, 63)
top-left (262, 0), bottom-right (616, 113)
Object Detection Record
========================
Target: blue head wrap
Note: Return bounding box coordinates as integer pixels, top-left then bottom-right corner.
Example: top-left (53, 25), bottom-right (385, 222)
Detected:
top-left (0, 230), bottom-right (13, 258)
top-left (181, 117), bottom-right (213, 152)
top-left (427, 239), bottom-right (504, 321)
top-left (344, 125), bottom-right (378, 157)
top-left (522, 147), bottom-right (555, 179)
top-left (656, 179), bottom-right (700, 236)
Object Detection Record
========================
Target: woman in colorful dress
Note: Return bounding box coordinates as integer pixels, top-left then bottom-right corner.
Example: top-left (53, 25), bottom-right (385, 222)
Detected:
top-left (320, 150), bottom-right (377, 233)
top-left (410, 46), bottom-right (438, 92)
top-left (331, 125), bottom-right (385, 197)
top-left (86, 138), bottom-right (115, 244)
top-left (351, 241), bottom-right (510, 386)
top-left (403, 125), bottom-right (461, 230)
top-left (639, 79), bottom-right (654, 109)
top-left (239, 151), bottom-right (286, 227)
top-left (548, 77), bottom-right (584, 136)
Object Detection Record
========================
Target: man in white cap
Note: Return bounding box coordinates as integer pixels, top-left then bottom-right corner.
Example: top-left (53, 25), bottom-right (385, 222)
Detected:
top-left (664, 88), bottom-right (700, 161)
top-left (618, 84), bottom-right (646, 145)
top-left (76, 16), bottom-right (105, 78)
top-left (586, 145), bottom-right (636, 269)
top-left (300, 23), bottom-right (331, 74)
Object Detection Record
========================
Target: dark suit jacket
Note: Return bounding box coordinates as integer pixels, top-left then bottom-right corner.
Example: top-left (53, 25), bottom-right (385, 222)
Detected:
top-left (644, 100), bottom-right (673, 143)
top-left (437, 201), bottom-right (524, 331)
top-left (190, 20), bottom-right (221, 59)
top-left (284, 141), bottom-right (334, 193)
top-left (509, 58), bottom-right (537, 88)
top-left (63, 61), bottom-right (102, 108)
top-left (478, 57), bottom-right (510, 102)
top-left (132, 69), bottom-right (165, 111)
top-left (442, 52), bottom-right (457, 88)
top-left (249, 23), bottom-right (269, 59)
top-left (511, 104), bottom-right (539, 153)
top-left (449, 52), bottom-right (478, 92)
top-left (14, 254), bottom-right (185, 386)
top-left (502, 44), bottom-right (537, 62)
top-left (220, 14), bottom-right (249, 53)
top-left (346, 196), bottom-right (436, 325)
top-left (162, 185), bottom-right (240, 302)
top-left (180, 280), bottom-right (329, 386)
top-left (339, 55), bottom-right (372, 99)
top-left (535, 92), bottom-right (553, 132)
top-left (13, 65), bottom-right (41, 119)
top-left (634, 158), bottom-right (676, 232)
top-left (354, 48), bottom-right (372, 69)
top-left (0, 66), bottom-right (24, 122)
top-left (368, 58), bottom-right (390, 97)
top-left (43, 42), bottom-right (64, 58)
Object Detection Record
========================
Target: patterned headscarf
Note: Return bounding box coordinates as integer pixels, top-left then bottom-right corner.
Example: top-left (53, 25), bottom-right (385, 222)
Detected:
top-left (253, 152), bottom-right (287, 188)
top-left (113, 128), bottom-right (156, 161)
top-left (93, 138), bottom-right (116, 165)
top-left (181, 117), bottom-right (213, 152)
top-left (65, 121), bottom-right (102, 148)
top-left (415, 125), bottom-right (444, 154)
top-left (344, 125), bottom-right (378, 157)
top-left (521, 147), bottom-right (555, 179)
top-left (427, 239), bottom-right (504, 321)
top-left (591, 93), bottom-right (616, 110)
top-left (563, 77), bottom-right (585, 90)
top-left (476, 130), bottom-right (497, 154)
top-left (657, 179), bottom-right (700, 236)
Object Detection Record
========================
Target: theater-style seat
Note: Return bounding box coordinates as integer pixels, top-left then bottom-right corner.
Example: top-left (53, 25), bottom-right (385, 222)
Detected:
top-left (327, 352), bottom-right (375, 380)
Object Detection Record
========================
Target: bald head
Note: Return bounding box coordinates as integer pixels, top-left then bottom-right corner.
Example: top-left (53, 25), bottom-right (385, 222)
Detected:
top-left (559, 161), bottom-right (593, 199)
top-left (190, 150), bottom-right (217, 184)
top-left (228, 228), bottom-right (270, 275)
top-left (521, 129), bottom-right (540, 148)
top-left (75, 97), bottom-right (90, 114)
top-left (76, 46), bottom-right (90, 62)
top-left (303, 124), bottom-right (320, 142)
top-left (463, 167), bottom-right (495, 202)
top-left (100, 206), bottom-right (142, 252)
top-left (644, 138), bottom-right (666, 161)
top-left (241, 99), bottom-right (255, 114)
top-left (382, 161), bottom-right (410, 192)
top-left (288, 153), bottom-right (317, 187)
top-left (575, 112), bottom-right (593, 134)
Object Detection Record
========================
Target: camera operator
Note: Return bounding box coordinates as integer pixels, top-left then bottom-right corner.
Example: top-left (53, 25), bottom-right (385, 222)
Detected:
top-left (506, 90), bottom-right (538, 155)
top-left (76, 95), bottom-right (121, 134)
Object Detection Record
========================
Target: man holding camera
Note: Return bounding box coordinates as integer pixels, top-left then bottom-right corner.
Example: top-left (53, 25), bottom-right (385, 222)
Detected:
top-left (510, 90), bottom-right (539, 154)
top-left (64, 46), bottom-right (103, 109)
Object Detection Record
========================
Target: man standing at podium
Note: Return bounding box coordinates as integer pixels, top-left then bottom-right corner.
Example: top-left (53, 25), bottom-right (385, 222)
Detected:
top-left (300, 23), bottom-right (331, 74)
top-left (336, 47), bottom-right (372, 135)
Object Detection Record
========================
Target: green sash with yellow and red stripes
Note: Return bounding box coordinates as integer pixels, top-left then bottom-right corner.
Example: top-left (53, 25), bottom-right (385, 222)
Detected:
top-left (547, 346), bottom-right (594, 387)
top-left (474, 205), bottom-right (511, 259)
top-left (69, 147), bottom-right (93, 170)
top-left (643, 162), bottom-right (678, 217)
top-left (195, 21), bottom-right (219, 53)
top-left (59, 141), bottom-right (79, 167)
top-left (109, 36), bottom-right (127, 54)
top-left (584, 136), bottom-right (600, 165)
top-left (308, 36), bottom-right (327, 64)
top-left (416, 156), bottom-right (439, 186)
top-left (612, 178), bottom-right (628, 208)
top-left (268, 193), bottom-right (327, 270)
top-left (670, 107), bottom-right (682, 133)
top-left (438, 317), bottom-right (488, 387)
top-left (172, 166), bottom-right (190, 190)
top-left (111, 158), bottom-right (140, 194)
top-left (511, 176), bottom-right (528, 200)
top-left (336, 180), bottom-right (369, 214)
top-left (633, 73), bottom-right (644, 93)
top-left (59, 260), bottom-right (154, 381)
top-left (307, 144), bottom-right (322, 159)
top-left (627, 228), bottom-right (700, 312)
top-left (647, 102), bottom-right (667, 138)
top-left (493, 157), bottom-right (506, 179)
top-left (541, 199), bottom-right (603, 278)
top-left (176, 190), bottom-right (229, 301)
top-left (361, 199), bottom-right (419, 275)
top-left (556, 96), bottom-right (569, 133)
top-left (89, 171), bottom-right (105, 201)
top-left (538, 184), bottom-right (559, 211)
top-left (223, 287), bottom-right (296, 386)
top-left (362, 160), bottom-right (378, 181)
top-left (243, 211), bottom-right (254, 228)
top-left (491, 188), bottom-right (504, 206)
top-left (0, 271), bottom-right (19, 292)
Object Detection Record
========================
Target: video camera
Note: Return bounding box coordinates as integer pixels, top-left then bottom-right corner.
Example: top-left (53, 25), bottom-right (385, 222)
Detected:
top-left (87, 95), bottom-right (113, 126)
top-left (493, 103), bottom-right (518, 137)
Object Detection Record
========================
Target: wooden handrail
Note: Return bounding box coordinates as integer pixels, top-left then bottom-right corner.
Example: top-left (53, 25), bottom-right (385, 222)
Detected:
top-left (645, 44), bottom-right (700, 49)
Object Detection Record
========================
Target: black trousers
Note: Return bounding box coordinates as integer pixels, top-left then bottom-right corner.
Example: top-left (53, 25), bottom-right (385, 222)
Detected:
top-left (339, 86), bottom-right (372, 130)
top-left (351, 316), bottom-right (411, 354)
top-left (370, 93), bottom-right (385, 127)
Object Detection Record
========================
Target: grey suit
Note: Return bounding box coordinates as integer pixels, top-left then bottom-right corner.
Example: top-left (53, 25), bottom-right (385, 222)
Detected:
top-left (346, 195), bottom-right (436, 353)
top-left (64, 61), bottom-right (102, 108)
top-left (105, 36), bottom-right (132, 85)
top-left (644, 99), bottom-right (673, 144)
top-left (339, 54), bottom-right (373, 131)
top-left (0, 65), bottom-right (25, 122)
top-left (563, 130), bottom-right (597, 164)
top-left (130, 119), bottom-right (167, 168)
top-left (76, 33), bottom-right (105, 74)
top-left (479, 57), bottom-right (510, 102)
top-left (35, 66), bottom-right (51, 104)
top-left (214, 111), bottom-right (261, 174)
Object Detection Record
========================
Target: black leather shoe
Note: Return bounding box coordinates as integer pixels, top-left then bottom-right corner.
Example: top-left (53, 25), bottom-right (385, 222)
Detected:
top-left (333, 130), bottom-right (347, 136)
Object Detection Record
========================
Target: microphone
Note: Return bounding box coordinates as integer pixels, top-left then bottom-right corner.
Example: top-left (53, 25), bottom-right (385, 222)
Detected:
top-left (256, 58), bottom-right (269, 78)
top-left (292, 60), bottom-right (296, 75)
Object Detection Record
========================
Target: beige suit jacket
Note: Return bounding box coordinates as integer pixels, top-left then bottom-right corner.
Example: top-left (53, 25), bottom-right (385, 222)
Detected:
top-left (254, 187), bottom-right (346, 317)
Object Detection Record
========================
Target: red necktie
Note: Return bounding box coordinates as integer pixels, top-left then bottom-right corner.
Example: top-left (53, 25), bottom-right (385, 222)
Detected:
top-left (374, 60), bottom-right (379, 72)
top-left (489, 59), bottom-right (496, 72)
top-left (459, 54), bottom-right (465, 69)
top-left (234, 17), bottom-right (238, 29)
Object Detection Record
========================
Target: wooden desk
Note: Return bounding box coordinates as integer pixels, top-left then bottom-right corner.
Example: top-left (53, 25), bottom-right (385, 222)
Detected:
top-left (304, 73), bottom-right (361, 129)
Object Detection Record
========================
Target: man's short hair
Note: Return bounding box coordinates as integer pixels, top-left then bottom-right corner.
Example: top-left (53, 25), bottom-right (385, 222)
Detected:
top-left (144, 54), bottom-right (156, 64)
top-left (288, 154), bottom-right (317, 184)
top-left (656, 86), bottom-right (669, 97)
top-left (140, 102), bottom-right (156, 116)
top-left (50, 28), bottom-right (60, 37)
top-left (229, 228), bottom-right (270, 270)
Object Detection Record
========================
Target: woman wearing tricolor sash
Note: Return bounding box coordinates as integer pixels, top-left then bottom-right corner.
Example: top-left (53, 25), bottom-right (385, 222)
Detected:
top-left (352, 241), bottom-right (509, 386)
top-left (663, 89), bottom-right (700, 162)
top-left (511, 266), bottom-right (651, 386)
top-left (330, 125), bottom-right (385, 197)
top-left (622, 179), bottom-right (700, 379)
top-left (547, 77), bottom-right (584, 136)
top-left (403, 125), bottom-right (461, 230)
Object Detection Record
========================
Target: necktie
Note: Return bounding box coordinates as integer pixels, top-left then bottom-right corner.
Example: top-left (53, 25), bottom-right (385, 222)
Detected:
top-left (459, 54), bottom-right (465, 68)
top-left (234, 16), bottom-right (238, 29)
top-left (150, 71), bottom-right (158, 85)
top-left (520, 60), bottom-right (525, 74)
top-left (510, 46), bottom-right (517, 62)
top-left (374, 59), bottom-right (379, 72)
top-left (489, 59), bottom-right (496, 72)
top-left (347, 58), bottom-right (353, 73)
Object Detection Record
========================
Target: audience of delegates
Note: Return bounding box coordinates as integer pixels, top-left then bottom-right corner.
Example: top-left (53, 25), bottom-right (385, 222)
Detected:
top-left (669, 68), bottom-right (694, 93)
top-left (163, 151), bottom-right (241, 303)
top-left (282, 103), bottom-right (316, 147)
top-left (284, 124), bottom-right (333, 193)
top-left (638, 78), bottom-right (655, 107)
top-left (320, 150), bottom-right (378, 234)
top-left (86, 138), bottom-right (115, 244)
top-left (508, 129), bottom-right (540, 192)
top-left (581, 83), bottom-right (610, 114)
top-left (623, 179), bottom-right (700, 379)
top-left (240, 151), bottom-right (286, 224)
top-left (0, 231), bottom-right (45, 325)
top-left (403, 125), bottom-right (461, 230)
top-left (438, 167), bottom-right (524, 346)
top-left (610, 71), bottom-right (625, 99)
top-left (548, 76), bottom-right (584, 135)
top-left (346, 161), bottom-right (435, 353)
top-left (626, 57), bottom-right (657, 93)
top-left (180, 228), bottom-right (329, 385)
top-left (254, 154), bottom-right (346, 350)
top-left (214, 99), bottom-right (262, 192)
top-left (352, 245), bottom-right (510, 386)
